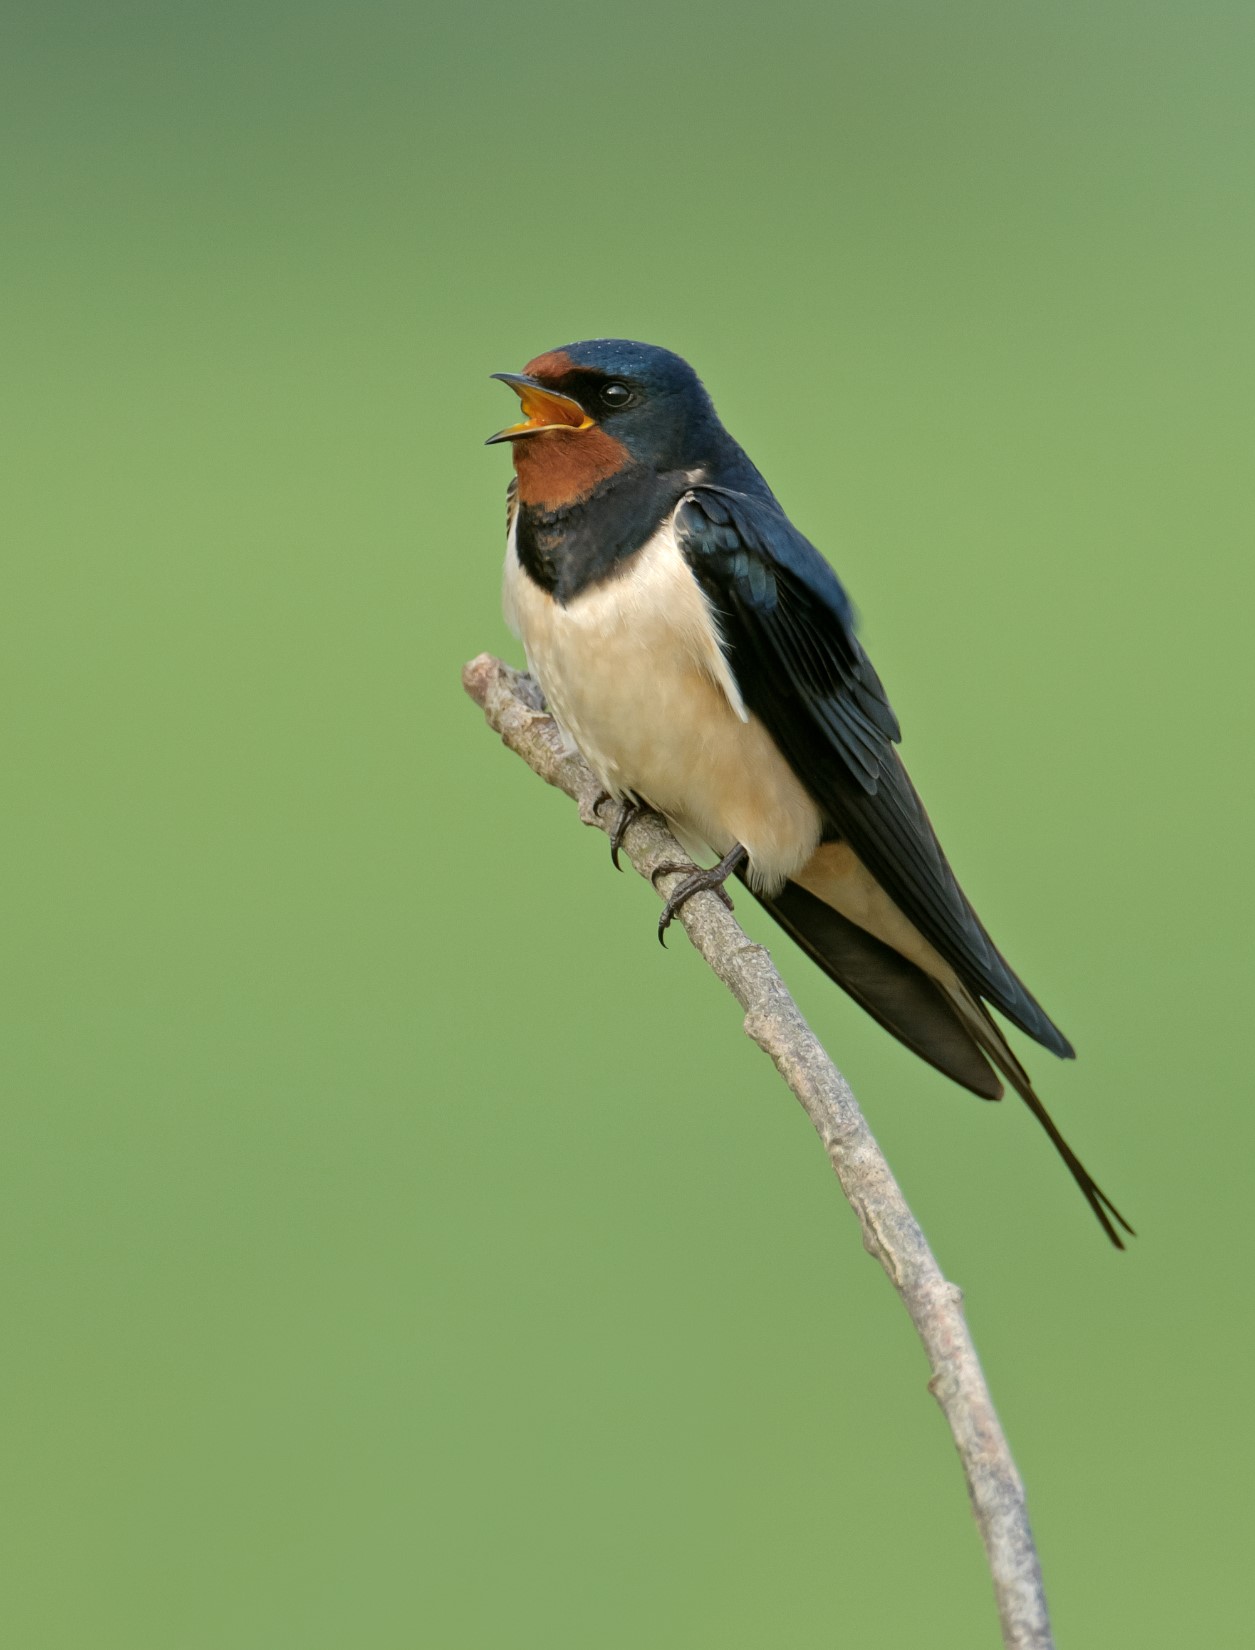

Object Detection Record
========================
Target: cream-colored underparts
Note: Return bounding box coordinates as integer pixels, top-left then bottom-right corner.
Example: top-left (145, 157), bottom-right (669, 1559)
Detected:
top-left (504, 516), bottom-right (823, 892)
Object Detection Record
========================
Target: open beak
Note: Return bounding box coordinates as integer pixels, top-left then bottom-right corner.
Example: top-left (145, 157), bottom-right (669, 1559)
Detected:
top-left (485, 373), bottom-right (594, 445)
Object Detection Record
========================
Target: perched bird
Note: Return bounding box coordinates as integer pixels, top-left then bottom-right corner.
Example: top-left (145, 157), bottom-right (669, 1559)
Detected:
top-left (487, 339), bottom-right (1131, 1247)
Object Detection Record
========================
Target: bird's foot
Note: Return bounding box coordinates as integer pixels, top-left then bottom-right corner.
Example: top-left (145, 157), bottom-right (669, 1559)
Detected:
top-left (591, 793), bottom-right (645, 870)
top-left (652, 843), bottom-right (749, 946)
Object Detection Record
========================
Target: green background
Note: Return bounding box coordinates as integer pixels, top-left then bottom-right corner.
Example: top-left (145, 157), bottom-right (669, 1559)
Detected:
top-left (4, 3), bottom-right (1252, 1645)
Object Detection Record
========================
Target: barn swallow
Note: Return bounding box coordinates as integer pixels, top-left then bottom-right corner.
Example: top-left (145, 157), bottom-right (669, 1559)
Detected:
top-left (487, 340), bottom-right (1131, 1247)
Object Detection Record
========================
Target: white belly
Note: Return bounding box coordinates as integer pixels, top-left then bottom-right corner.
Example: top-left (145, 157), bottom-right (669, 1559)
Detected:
top-left (503, 518), bottom-right (822, 892)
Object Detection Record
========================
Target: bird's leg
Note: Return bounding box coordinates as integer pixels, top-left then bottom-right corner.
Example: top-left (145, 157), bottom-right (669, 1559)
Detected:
top-left (592, 793), bottom-right (645, 871)
top-left (652, 843), bottom-right (749, 946)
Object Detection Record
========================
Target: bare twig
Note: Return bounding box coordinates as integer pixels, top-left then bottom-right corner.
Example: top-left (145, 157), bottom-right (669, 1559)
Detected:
top-left (462, 651), bottom-right (1054, 1650)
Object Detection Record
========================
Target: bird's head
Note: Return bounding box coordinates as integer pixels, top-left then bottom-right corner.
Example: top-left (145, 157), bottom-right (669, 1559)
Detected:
top-left (487, 339), bottom-right (719, 508)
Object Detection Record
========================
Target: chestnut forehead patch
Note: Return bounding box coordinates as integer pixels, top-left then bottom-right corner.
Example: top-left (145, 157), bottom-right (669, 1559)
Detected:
top-left (523, 349), bottom-right (575, 382)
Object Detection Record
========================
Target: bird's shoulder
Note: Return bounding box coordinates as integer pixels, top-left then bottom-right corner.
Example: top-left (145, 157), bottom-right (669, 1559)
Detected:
top-left (672, 484), bottom-right (900, 768)
top-left (673, 483), bottom-right (858, 637)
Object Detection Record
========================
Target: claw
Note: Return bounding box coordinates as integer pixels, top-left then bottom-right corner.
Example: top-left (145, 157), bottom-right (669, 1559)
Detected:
top-left (653, 844), bottom-right (748, 945)
top-left (591, 793), bottom-right (646, 871)
top-left (608, 799), bottom-right (641, 871)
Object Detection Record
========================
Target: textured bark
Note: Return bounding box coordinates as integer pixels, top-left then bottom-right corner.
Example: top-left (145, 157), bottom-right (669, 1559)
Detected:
top-left (462, 651), bottom-right (1054, 1650)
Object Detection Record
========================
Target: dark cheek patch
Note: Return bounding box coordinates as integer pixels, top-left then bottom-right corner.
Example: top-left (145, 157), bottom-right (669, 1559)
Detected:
top-left (513, 427), bottom-right (632, 508)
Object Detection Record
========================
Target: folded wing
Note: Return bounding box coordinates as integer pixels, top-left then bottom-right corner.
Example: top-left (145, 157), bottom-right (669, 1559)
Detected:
top-left (674, 485), bottom-right (1072, 1057)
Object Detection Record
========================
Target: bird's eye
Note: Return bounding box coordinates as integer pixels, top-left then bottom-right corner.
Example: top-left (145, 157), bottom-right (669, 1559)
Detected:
top-left (599, 382), bottom-right (633, 408)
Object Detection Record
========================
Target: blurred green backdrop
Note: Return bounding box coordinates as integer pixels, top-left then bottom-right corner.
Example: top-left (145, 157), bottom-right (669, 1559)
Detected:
top-left (3, 2), bottom-right (1252, 1645)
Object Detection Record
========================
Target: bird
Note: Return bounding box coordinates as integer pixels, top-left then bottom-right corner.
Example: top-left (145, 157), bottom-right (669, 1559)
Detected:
top-left (487, 338), bottom-right (1131, 1248)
